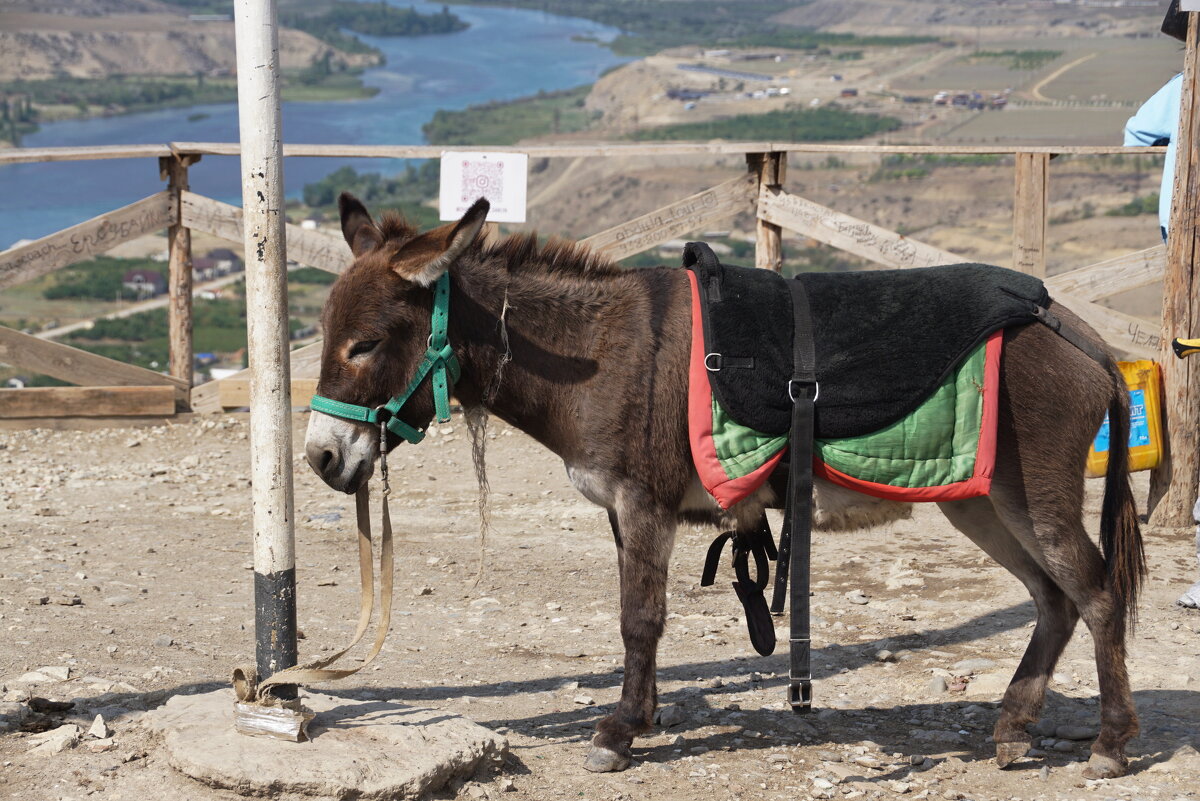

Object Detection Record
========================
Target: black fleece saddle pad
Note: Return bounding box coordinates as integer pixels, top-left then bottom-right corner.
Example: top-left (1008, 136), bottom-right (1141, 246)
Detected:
top-left (681, 241), bottom-right (1051, 440)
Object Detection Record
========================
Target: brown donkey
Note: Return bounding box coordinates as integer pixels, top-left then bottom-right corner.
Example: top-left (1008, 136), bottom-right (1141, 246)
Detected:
top-left (305, 194), bottom-right (1145, 779)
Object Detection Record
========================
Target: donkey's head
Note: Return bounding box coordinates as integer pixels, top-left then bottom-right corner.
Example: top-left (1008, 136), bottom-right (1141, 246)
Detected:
top-left (305, 192), bottom-right (489, 493)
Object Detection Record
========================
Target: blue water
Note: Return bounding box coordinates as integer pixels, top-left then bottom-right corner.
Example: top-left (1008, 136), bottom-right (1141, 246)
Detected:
top-left (0, 3), bottom-right (626, 247)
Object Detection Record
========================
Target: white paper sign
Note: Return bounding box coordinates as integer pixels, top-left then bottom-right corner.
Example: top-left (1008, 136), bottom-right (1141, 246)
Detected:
top-left (1182, 0), bottom-right (1200, 11)
top-left (439, 151), bottom-right (528, 223)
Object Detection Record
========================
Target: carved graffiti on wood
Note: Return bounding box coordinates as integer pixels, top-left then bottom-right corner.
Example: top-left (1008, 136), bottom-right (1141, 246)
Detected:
top-left (582, 173), bottom-right (756, 262)
top-left (758, 188), bottom-right (960, 270)
top-left (0, 193), bottom-right (174, 290)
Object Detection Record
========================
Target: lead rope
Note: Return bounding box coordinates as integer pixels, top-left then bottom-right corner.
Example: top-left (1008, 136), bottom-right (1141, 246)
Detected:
top-left (233, 420), bottom-right (396, 704)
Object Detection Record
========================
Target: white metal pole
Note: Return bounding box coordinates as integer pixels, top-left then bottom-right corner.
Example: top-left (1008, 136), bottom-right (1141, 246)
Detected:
top-left (233, 0), bottom-right (297, 699)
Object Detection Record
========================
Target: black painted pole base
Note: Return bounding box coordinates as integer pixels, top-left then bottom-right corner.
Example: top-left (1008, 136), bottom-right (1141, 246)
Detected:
top-left (254, 568), bottom-right (298, 701)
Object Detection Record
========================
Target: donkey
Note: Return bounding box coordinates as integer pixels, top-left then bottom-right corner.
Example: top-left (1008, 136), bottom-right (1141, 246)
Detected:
top-left (305, 193), bottom-right (1145, 779)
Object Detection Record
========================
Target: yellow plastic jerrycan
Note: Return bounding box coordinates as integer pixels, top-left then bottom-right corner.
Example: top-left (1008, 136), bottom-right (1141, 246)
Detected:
top-left (1086, 360), bottom-right (1163, 477)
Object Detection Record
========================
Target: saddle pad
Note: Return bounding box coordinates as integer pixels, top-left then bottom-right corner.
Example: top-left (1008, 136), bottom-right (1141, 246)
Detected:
top-left (687, 270), bottom-right (1002, 509)
top-left (682, 241), bottom-right (1048, 439)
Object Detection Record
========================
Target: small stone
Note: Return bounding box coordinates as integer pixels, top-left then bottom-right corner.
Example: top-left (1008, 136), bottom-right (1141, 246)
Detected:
top-left (53, 595), bottom-right (82, 606)
top-left (1052, 740), bottom-right (1076, 752)
top-left (816, 750), bottom-right (842, 762)
top-left (88, 714), bottom-right (109, 739)
top-left (154, 635), bottom-right (174, 648)
top-left (1039, 765), bottom-right (1051, 781)
top-left (845, 590), bottom-right (870, 605)
top-left (573, 695), bottom-right (594, 706)
top-left (706, 677), bottom-right (724, 689)
top-left (1054, 725), bottom-right (1098, 741)
top-left (927, 676), bottom-right (948, 694)
top-left (892, 782), bottom-right (912, 794)
top-left (558, 681), bottom-right (579, 691)
top-left (37, 666), bottom-right (70, 682)
top-left (414, 586), bottom-right (433, 597)
top-left (812, 777), bottom-right (836, 790)
top-left (909, 754), bottom-right (927, 766)
top-left (875, 650), bottom-right (896, 663)
top-left (951, 658), bottom-right (997, 674)
top-left (656, 705), bottom-right (687, 728)
top-left (27, 724), bottom-right (80, 755)
top-left (767, 753), bottom-right (790, 763)
top-left (545, 602), bottom-right (561, 611)
top-left (469, 597), bottom-right (501, 610)
top-left (669, 733), bottom-right (685, 746)
top-left (498, 778), bottom-right (516, 792)
top-left (104, 595), bottom-right (135, 607)
top-left (85, 737), bottom-right (116, 753)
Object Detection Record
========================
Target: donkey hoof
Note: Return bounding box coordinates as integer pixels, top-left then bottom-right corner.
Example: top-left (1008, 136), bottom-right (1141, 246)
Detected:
top-left (995, 740), bottom-right (1031, 769)
top-left (584, 746), bottom-right (631, 773)
top-left (1082, 753), bottom-right (1126, 780)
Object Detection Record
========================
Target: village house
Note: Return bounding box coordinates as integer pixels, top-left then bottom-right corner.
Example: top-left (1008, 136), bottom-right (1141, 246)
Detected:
top-left (121, 269), bottom-right (165, 298)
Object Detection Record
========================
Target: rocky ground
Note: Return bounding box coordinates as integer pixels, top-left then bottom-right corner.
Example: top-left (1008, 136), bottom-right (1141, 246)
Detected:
top-left (1, 413), bottom-right (1199, 801)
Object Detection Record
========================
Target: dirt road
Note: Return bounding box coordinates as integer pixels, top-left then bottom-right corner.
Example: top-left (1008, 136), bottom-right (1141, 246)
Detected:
top-left (1, 414), bottom-right (1198, 800)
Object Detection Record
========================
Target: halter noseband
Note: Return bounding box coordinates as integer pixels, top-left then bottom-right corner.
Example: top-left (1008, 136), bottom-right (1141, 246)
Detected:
top-left (309, 272), bottom-right (460, 445)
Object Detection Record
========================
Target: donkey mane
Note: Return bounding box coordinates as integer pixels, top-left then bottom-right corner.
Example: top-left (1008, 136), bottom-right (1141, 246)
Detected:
top-left (378, 212), bottom-right (422, 245)
top-left (484, 232), bottom-right (625, 279)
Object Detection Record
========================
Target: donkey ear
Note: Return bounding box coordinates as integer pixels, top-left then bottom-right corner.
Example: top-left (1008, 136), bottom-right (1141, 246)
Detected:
top-left (392, 198), bottom-right (490, 286)
top-left (338, 192), bottom-right (383, 257)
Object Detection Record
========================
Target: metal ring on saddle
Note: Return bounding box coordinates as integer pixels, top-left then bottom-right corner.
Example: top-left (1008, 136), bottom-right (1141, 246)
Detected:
top-left (704, 353), bottom-right (723, 372)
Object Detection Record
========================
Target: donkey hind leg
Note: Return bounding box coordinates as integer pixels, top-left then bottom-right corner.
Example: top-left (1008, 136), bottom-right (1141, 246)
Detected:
top-left (938, 497), bottom-right (1079, 768)
top-left (987, 489), bottom-right (1138, 779)
top-left (585, 501), bottom-right (677, 773)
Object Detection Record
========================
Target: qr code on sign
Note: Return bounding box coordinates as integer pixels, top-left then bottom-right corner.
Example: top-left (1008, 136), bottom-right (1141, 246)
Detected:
top-left (461, 159), bottom-right (504, 205)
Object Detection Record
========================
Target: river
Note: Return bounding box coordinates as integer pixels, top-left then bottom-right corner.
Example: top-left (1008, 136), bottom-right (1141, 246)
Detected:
top-left (0, 2), bottom-right (627, 248)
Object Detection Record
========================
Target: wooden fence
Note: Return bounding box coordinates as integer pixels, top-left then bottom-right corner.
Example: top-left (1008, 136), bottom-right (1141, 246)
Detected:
top-left (0, 141), bottom-right (1169, 425)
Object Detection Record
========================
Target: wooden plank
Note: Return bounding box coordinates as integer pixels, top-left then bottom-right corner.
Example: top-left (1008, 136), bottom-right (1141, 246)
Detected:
top-left (0, 144), bottom-right (171, 165)
top-left (1045, 245), bottom-right (1166, 301)
top-left (758, 187), bottom-right (962, 269)
top-left (1152, 10), bottom-right (1200, 524)
top-left (1049, 292), bottom-right (1160, 360)
top-left (580, 173), bottom-right (757, 261)
top-left (1013, 153), bottom-right (1049, 277)
top-left (749, 153), bottom-right (786, 272)
top-left (191, 341), bottom-right (323, 414)
top-left (0, 412), bottom-right (193, 431)
top-left (0, 386), bottom-right (176, 418)
top-left (180, 192), bottom-right (351, 274)
top-left (219, 378), bottom-right (318, 409)
top-left (167, 141), bottom-right (1168, 159)
top-left (0, 192), bottom-right (174, 290)
top-left (0, 325), bottom-right (188, 396)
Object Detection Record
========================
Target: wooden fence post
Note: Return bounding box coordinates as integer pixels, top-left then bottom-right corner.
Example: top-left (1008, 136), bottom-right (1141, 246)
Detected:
top-left (1013, 152), bottom-right (1049, 277)
top-left (1150, 12), bottom-right (1200, 526)
top-left (234, 0), bottom-right (298, 703)
top-left (161, 153), bottom-right (199, 399)
top-left (750, 152), bottom-right (787, 272)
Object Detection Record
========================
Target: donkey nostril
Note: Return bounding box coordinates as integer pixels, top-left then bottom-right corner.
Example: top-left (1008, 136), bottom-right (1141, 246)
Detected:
top-left (306, 441), bottom-right (339, 477)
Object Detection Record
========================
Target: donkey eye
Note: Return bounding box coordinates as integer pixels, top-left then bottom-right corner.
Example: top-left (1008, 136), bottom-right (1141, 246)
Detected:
top-left (348, 339), bottom-right (381, 359)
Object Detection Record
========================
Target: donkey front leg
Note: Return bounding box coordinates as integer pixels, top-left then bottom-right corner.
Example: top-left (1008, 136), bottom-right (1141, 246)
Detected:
top-left (585, 501), bottom-right (676, 772)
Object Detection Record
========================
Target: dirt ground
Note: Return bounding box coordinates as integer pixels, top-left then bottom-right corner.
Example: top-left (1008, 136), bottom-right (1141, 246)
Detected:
top-left (1, 412), bottom-right (1200, 801)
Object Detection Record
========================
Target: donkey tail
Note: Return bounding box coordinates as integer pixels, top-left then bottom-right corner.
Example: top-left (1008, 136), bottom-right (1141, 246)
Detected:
top-left (1099, 357), bottom-right (1146, 626)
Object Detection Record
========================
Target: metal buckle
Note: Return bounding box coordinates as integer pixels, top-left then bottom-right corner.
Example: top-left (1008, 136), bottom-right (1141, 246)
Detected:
top-left (788, 379), bottom-right (819, 403)
top-left (788, 679), bottom-right (813, 713)
top-left (704, 353), bottom-right (723, 372)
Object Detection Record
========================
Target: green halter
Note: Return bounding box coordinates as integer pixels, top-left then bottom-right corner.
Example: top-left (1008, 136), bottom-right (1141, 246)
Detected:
top-left (309, 272), bottom-right (460, 445)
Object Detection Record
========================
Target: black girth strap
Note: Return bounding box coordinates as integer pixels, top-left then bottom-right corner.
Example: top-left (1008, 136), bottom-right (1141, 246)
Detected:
top-left (784, 277), bottom-right (816, 713)
top-left (700, 513), bottom-right (778, 656)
